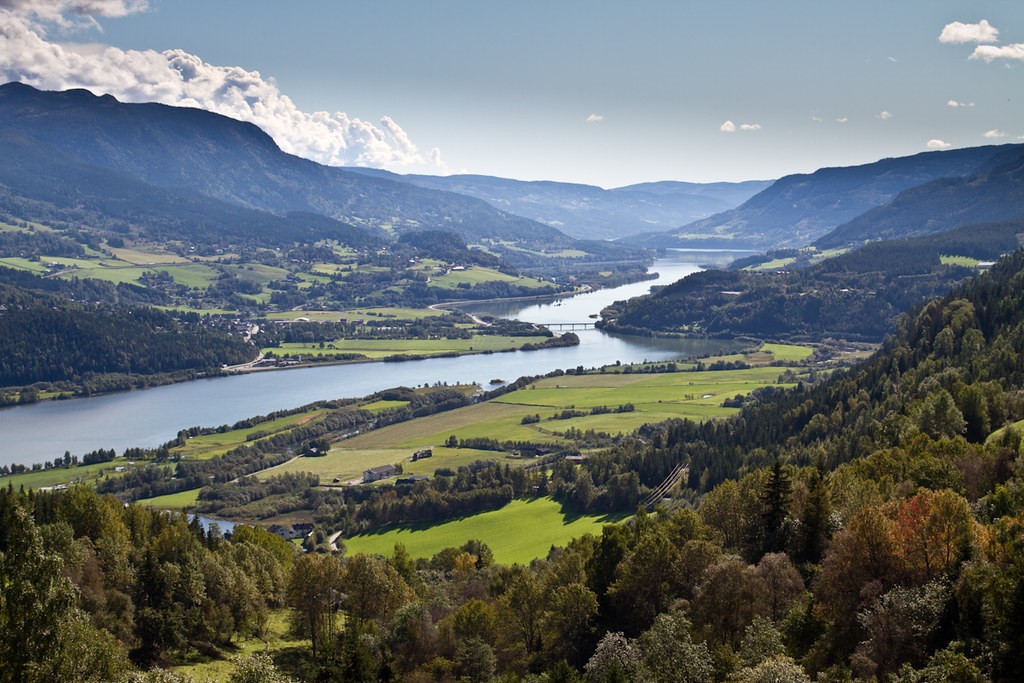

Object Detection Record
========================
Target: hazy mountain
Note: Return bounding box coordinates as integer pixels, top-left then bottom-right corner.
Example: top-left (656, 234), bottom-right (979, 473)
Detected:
top-left (0, 83), bottom-right (579, 253)
top-left (624, 145), bottom-right (1022, 250)
top-left (816, 145), bottom-right (1024, 249)
top-left (344, 168), bottom-right (770, 240)
top-left (0, 131), bottom-right (386, 250)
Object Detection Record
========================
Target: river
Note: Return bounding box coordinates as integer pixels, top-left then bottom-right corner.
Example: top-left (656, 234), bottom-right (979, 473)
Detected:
top-left (0, 250), bottom-right (752, 468)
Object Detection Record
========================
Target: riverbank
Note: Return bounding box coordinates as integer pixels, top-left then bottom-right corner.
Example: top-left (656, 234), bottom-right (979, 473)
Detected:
top-left (0, 253), bottom-right (727, 465)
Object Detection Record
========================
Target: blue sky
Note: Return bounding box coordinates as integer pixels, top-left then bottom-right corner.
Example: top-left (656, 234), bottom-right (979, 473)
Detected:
top-left (1, 0), bottom-right (1022, 186)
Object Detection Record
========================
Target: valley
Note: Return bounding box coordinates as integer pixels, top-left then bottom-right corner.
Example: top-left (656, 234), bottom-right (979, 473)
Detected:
top-left (3, 39), bottom-right (1024, 680)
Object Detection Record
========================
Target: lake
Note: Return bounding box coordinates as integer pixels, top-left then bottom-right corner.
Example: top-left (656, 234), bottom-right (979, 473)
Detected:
top-left (0, 250), bottom-right (751, 467)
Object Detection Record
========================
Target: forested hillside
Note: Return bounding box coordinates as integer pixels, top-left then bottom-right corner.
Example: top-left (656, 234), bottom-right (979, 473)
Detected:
top-left (0, 278), bottom-right (254, 392)
top-left (5, 248), bottom-right (1024, 681)
top-left (601, 220), bottom-right (1024, 341)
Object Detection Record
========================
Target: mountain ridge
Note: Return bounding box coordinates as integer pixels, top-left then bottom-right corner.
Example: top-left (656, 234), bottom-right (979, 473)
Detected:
top-left (342, 167), bottom-right (770, 240)
top-left (0, 83), bottom-right (579, 253)
top-left (623, 143), bottom-right (1024, 250)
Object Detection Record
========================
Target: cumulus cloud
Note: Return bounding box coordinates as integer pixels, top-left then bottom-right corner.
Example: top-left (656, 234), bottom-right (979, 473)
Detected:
top-left (0, 0), bottom-right (147, 26)
top-left (720, 120), bottom-right (760, 133)
top-left (970, 43), bottom-right (1024, 62)
top-left (947, 99), bottom-right (975, 107)
top-left (927, 139), bottom-right (952, 149)
top-left (983, 128), bottom-right (1007, 138)
top-left (939, 19), bottom-right (999, 44)
top-left (877, 111), bottom-right (892, 120)
top-left (585, 113), bottom-right (604, 123)
top-left (0, 6), bottom-right (446, 172)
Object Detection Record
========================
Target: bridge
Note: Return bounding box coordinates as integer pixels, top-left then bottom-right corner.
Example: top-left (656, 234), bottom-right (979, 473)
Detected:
top-left (545, 321), bottom-right (597, 331)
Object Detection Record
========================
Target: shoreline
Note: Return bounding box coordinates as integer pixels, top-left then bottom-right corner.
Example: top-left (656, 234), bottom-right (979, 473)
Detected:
top-left (2, 276), bottom-right (655, 408)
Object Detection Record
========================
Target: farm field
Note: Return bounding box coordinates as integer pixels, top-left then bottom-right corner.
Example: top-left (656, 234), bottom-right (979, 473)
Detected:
top-left (344, 496), bottom-right (626, 565)
top-left (428, 266), bottom-right (551, 290)
top-left (940, 255), bottom-right (981, 267)
top-left (264, 334), bottom-right (547, 360)
top-left (264, 307), bottom-right (444, 323)
top-left (264, 446), bottom-right (510, 485)
top-left (137, 487), bottom-right (201, 510)
top-left (760, 343), bottom-right (815, 362)
top-left (492, 364), bottom-right (803, 435)
top-left (2, 458), bottom-right (145, 490)
top-left (172, 409), bottom-right (329, 460)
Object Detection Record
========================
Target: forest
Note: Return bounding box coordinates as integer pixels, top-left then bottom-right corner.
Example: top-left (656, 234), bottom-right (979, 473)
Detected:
top-left (5, 246), bottom-right (1024, 683)
top-left (601, 220), bottom-right (1024, 342)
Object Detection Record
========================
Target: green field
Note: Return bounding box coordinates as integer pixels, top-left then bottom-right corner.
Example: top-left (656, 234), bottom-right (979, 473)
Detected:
top-left (429, 266), bottom-right (551, 290)
top-left (137, 488), bottom-right (201, 510)
top-left (227, 263), bottom-right (290, 285)
top-left (265, 307), bottom-right (448, 322)
top-left (265, 334), bottom-right (545, 360)
top-left (1, 459), bottom-right (143, 490)
top-left (490, 365), bottom-right (800, 434)
top-left (173, 409), bottom-right (328, 460)
top-left (0, 257), bottom-right (48, 272)
top-left (108, 246), bottom-right (190, 264)
top-left (748, 257), bottom-right (796, 271)
top-left (344, 497), bottom-right (625, 565)
top-left (941, 255), bottom-right (981, 267)
top-left (264, 446), bottom-right (510, 485)
top-left (761, 343), bottom-right (815, 362)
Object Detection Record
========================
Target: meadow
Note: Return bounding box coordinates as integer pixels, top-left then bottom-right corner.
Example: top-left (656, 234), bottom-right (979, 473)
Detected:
top-left (343, 496), bottom-right (626, 565)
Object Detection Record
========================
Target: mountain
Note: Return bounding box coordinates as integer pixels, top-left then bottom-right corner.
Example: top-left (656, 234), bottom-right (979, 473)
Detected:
top-left (344, 168), bottom-right (770, 240)
top-left (624, 144), bottom-right (1023, 250)
top-left (0, 131), bottom-right (385, 251)
top-left (0, 83), bottom-right (584, 255)
top-left (815, 145), bottom-right (1024, 249)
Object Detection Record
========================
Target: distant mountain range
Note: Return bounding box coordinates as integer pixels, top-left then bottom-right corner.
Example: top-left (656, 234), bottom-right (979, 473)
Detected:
top-left (343, 168), bottom-right (770, 240)
top-left (0, 83), bottom-right (599, 259)
top-left (815, 145), bottom-right (1024, 249)
top-left (626, 144), bottom-right (1024, 250)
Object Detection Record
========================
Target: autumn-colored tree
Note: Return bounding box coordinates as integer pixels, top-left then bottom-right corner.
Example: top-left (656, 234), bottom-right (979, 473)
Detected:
top-left (894, 488), bottom-right (975, 583)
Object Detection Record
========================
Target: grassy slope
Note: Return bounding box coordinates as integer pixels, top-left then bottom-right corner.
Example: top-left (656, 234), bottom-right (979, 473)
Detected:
top-left (344, 496), bottom-right (626, 565)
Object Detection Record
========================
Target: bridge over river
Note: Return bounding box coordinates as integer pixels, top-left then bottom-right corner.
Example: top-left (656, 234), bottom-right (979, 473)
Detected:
top-left (546, 321), bottom-right (597, 331)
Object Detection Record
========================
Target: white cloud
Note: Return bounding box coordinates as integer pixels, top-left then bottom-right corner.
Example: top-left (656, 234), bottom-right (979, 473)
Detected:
top-left (887, 56), bottom-right (897, 63)
top-left (0, 0), bottom-right (147, 25)
top-left (811, 116), bottom-right (823, 123)
top-left (0, 7), bottom-right (446, 172)
top-left (983, 128), bottom-right (1007, 138)
top-left (836, 117), bottom-right (849, 123)
top-left (585, 113), bottom-right (604, 123)
top-left (720, 120), bottom-right (760, 133)
top-left (927, 139), bottom-right (952, 149)
top-left (939, 19), bottom-right (999, 44)
top-left (947, 99), bottom-right (975, 108)
top-left (877, 111), bottom-right (892, 120)
top-left (970, 43), bottom-right (1024, 62)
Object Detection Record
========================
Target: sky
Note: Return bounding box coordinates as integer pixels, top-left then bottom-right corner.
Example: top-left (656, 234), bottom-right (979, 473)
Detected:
top-left (0, 1), bottom-right (1022, 187)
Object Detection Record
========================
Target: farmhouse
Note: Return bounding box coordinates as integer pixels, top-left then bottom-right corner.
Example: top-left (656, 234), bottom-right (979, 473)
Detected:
top-left (363, 464), bottom-right (398, 483)
top-left (517, 446), bottom-right (555, 459)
